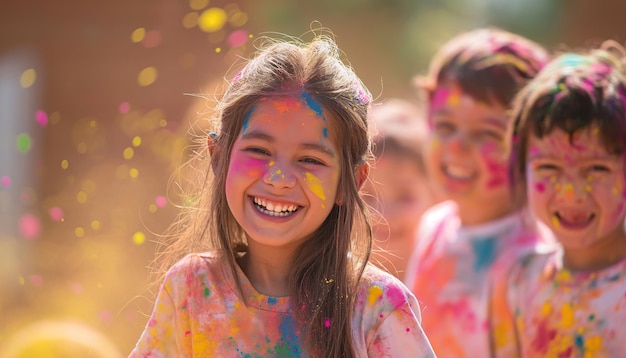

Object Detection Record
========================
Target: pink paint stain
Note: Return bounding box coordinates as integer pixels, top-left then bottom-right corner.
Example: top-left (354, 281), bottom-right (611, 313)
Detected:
top-left (324, 319), bottom-right (331, 328)
top-left (531, 320), bottom-right (557, 354)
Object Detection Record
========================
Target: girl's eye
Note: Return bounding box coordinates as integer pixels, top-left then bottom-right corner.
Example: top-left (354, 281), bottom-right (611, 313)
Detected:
top-left (536, 163), bottom-right (559, 171)
top-left (245, 147), bottom-right (270, 155)
top-left (301, 157), bottom-right (325, 165)
top-left (477, 129), bottom-right (503, 141)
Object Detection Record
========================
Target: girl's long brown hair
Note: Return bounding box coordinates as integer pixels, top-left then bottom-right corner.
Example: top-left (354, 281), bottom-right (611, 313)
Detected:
top-left (154, 34), bottom-right (374, 357)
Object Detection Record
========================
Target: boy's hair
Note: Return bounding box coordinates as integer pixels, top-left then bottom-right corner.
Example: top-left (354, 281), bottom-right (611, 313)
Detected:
top-left (510, 40), bottom-right (626, 189)
top-left (161, 35), bottom-right (373, 357)
top-left (369, 98), bottom-right (428, 173)
top-left (416, 27), bottom-right (549, 108)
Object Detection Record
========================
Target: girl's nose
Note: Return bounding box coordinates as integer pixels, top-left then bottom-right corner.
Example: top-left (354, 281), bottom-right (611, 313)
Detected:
top-left (263, 163), bottom-right (297, 189)
top-left (445, 133), bottom-right (471, 154)
top-left (556, 181), bottom-right (588, 204)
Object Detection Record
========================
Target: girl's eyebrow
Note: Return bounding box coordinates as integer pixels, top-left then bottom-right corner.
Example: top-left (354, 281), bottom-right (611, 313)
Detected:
top-left (240, 129), bottom-right (336, 158)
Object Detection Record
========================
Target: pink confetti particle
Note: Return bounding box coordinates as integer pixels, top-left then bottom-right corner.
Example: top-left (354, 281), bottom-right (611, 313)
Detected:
top-left (35, 110), bottom-right (48, 126)
top-left (227, 29), bottom-right (249, 47)
top-left (29, 275), bottom-right (43, 285)
top-left (155, 195), bottom-right (167, 208)
top-left (325, 319), bottom-right (331, 328)
top-left (142, 29), bottom-right (162, 48)
top-left (1, 176), bottom-right (10, 188)
top-left (49, 207), bottom-right (64, 221)
top-left (119, 101), bottom-right (130, 114)
top-left (406, 328), bottom-right (411, 332)
top-left (19, 214), bottom-right (41, 239)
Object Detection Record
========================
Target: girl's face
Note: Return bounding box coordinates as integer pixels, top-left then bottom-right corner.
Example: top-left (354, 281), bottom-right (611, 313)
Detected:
top-left (225, 95), bottom-right (341, 252)
top-left (426, 83), bottom-right (512, 221)
top-left (526, 127), bottom-right (626, 249)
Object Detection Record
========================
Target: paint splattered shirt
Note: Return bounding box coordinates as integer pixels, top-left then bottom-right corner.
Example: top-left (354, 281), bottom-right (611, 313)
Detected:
top-left (495, 249), bottom-right (626, 358)
top-left (403, 200), bottom-right (551, 357)
top-left (130, 252), bottom-right (435, 357)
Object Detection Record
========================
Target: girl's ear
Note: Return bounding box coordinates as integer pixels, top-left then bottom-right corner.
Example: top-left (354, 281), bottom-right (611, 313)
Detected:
top-left (335, 162), bottom-right (370, 206)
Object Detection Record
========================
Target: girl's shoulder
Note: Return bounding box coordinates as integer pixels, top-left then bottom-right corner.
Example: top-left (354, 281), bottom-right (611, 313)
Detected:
top-left (357, 264), bottom-right (417, 308)
top-left (163, 251), bottom-right (231, 287)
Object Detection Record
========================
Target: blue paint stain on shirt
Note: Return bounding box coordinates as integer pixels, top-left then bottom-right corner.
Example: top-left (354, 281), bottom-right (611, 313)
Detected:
top-left (301, 93), bottom-right (324, 118)
top-left (276, 315), bottom-right (302, 357)
top-left (471, 237), bottom-right (497, 270)
top-left (268, 297), bottom-right (278, 305)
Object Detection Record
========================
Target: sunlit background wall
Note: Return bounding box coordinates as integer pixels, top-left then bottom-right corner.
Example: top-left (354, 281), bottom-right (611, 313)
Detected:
top-left (1, 0), bottom-right (625, 356)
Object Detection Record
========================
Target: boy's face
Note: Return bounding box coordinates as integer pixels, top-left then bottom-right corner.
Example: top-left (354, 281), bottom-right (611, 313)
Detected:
top-left (364, 148), bottom-right (433, 233)
top-left (526, 127), bottom-right (626, 249)
top-left (426, 83), bottom-right (511, 217)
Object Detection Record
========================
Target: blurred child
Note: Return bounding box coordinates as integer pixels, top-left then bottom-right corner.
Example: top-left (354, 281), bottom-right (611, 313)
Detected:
top-left (362, 98), bottom-right (436, 281)
top-left (402, 28), bottom-right (551, 357)
top-left (129, 35), bottom-right (435, 357)
top-left (497, 41), bottom-right (626, 357)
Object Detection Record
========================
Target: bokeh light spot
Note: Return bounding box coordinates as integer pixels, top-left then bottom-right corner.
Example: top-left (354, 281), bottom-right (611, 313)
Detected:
top-left (61, 159), bottom-right (69, 169)
top-left (142, 30), bottom-right (162, 48)
top-left (227, 29), bottom-right (249, 47)
top-left (89, 120), bottom-right (97, 128)
top-left (215, 47), bottom-right (222, 53)
top-left (50, 111), bottom-right (61, 124)
top-left (75, 227), bottom-right (85, 237)
top-left (132, 136), bottom-right (142, 147)
top-left (18, 276), bottom-right (25, 285)
top-left (36, 110), bottom-right (48, 126)
top-left (91, 220), bottom-right (100, 230)
top-left (198, 7), bottom-right (227, 32)
top-left (129, 168), bottom-right (139, 179)
top-left (20, 69), bottom-right (36, 88)
top-left (133, 231), bottom-right (146, 245)
top-left (123, 147), bottom-right (135, 160)
top-left (30, 275), bottom-right (44, 286)
top-left (77, 191), bottom-right (88, 204)
top-left (131, 27), bottom-right (146, 43)
top-left (77, 142), bottom-right (88, 154)
top-left (138, 66), bottom-right (157, 86)
top-left (183, 12), bottom-right (199, 28)
top-left (1, 176), bottom-right (11, 188)
top-left (119, 101), bottom-right (130, 114)
top-left (49, 207), bottom-right (64, 221)
top-left (189, 0), bottom-right (209, 10)
top-left (159, 119), bottom-right (167, 127)
top-left (229, 11), bottom-right (248, 27)
top-left (155, 195), bottom-right (167, 208)
top-left (19, 214), bottom-right (41, 239)
top-left (148, 204), bottom-right (157, 213)
top-left (16, 133), bottom-right (32, 153)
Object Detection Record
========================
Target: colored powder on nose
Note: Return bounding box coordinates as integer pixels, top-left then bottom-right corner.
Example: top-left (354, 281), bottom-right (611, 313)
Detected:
top-left (562, 183), bottom-right (574, 199)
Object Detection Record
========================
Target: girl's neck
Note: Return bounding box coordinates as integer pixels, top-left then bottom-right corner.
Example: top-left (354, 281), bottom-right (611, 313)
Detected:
top-left (562, 228), bottom-right (626, 272)
top-left (238, 247), bottom-right (295, 297)
top-left (456, 199), bottom-right (517, 226)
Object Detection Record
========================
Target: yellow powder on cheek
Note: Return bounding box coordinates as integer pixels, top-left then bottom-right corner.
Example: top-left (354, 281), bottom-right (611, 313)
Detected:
top-left (304, 172), bottom-right (326, 201)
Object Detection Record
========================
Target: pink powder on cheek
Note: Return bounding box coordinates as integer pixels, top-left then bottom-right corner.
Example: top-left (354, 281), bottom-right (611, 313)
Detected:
top-left (535, 182), bottom-right (546, 193)
top-left (230, 156), bottom-right (266, 178)
top-left (480, 142), bottom-right (508, 188)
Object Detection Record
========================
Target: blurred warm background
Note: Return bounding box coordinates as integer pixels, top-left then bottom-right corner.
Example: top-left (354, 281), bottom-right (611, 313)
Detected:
top-left (1, 0), bottom-right (625, 356)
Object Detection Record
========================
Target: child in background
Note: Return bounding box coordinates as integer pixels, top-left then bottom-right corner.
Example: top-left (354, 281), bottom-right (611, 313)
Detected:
top-left (130, 35), bottom-right (435, 357)
top-left (496, 41), bottom-right (626, 357)
top-left (402, 28), bottom-right (551, 357)
top-left (362, 98), bottom-right (436, 281)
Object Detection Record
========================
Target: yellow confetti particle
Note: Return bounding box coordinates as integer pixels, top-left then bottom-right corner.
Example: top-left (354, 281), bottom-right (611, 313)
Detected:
top-left (129, 168), bottom-right (139, 178)
top-left (133, 231), bottom-right (146, 245)
top-left (132, 136), bottom-right (142, 147)
top-left (148, 204), bottom-right (157, 213)
top-left (182, 12), bottom-right (199, 28)
top-left (215, 47), bottom-right (221, 53)
top-left (198, 7), bottom-right (227, 32)
top-left (18, 276), bottom-right (25, 285)
top-left (20, 69), bottom-right (36, 88)
top-left (123, 147), bottom-right (134, 160)
top-left (61, 159), bottom-right (69, 169)
top-left (159, 119), bottom-right (167, 127)
top-left (138, 66), bottom-right (157, 86)
top-left (91, 220), bottom-right (100, 230)
top-left (77, 191), bottom-right (88, 204)
top-left (89, 120), bottom-right (97, 128)
top-left (75, 227), bottom-right (85, 237)
top-left (131, 27), bottom-right (146, 43)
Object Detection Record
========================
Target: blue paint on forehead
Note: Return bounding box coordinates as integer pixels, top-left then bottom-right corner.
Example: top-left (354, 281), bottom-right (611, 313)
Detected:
top-left (242, 106), bottom-right (255, 134)
top-left (300, 93), bottom-right (324, 118)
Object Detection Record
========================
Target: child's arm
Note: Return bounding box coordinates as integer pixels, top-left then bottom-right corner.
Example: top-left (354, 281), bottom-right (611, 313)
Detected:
top-left (368, 293), bottom-right (435, 357)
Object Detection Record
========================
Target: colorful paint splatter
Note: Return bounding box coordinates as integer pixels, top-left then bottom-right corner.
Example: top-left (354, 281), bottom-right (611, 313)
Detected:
top-left (404, 200), bottom-right (552, 357)
top-left (130, 253), bottom-right (435, 357)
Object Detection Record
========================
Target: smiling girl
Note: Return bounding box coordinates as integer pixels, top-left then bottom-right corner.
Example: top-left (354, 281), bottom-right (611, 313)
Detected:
top-left (129, 35), bottom-right (435, 357)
